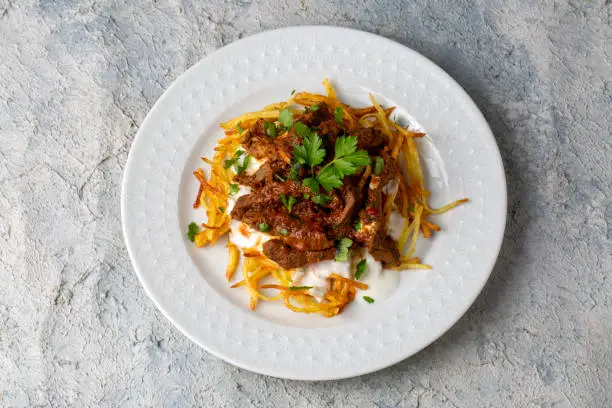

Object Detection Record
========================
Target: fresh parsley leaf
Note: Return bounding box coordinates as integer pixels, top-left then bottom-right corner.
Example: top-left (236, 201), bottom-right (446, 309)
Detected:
top-left (302, 177), bottom-right (320, 193)
top-left (291, 127), bottom-right (369, 193)
top-left (355, 259), bottom-right (367, 280)
top-left (354, 220), bottom-right (363, 231)
top-left (229, 184), bottom-right (239, 195)
top-left (363, 296), bottom-right (375, 304)
top-left (335, 238), bottom-right (353, 262)
top-left (334, 106), bottom-right (343, 125)
top-left (305, 136), bottom-right (370, 191)
top-left (224, 150), bottom-right (245, 169)
top-left (236, 123), bottom-right (244, 134)
top-left (293, 125), bottom-right (326, 168)
top-left (291, 89), bottom-right (296, 95)
top-left (311, 194), bottom-right (331, 205)
top-left (308, 104), bottom-right (319, 111)
top-left (279, 108), bottom-right (293, 129)
top-left (279, 194), bottom-right (297, 212)
top-left (408, 204), bottom-right (414, 212)
top-left (289, 285), bottom-right (312, 291)
top-left (234, 155), bottom-right (251, 175)
top-left (264, 121), bottom-right (277, 138)
top-left (293, 122), bottom-right (311, 139)
top-left (218, 207), bottom-right (225, 213)
top-left (258, 223), bottom-right (270, 232)
top-left (287, 196), bottom-right (297, 212)
top-left (279, 228), bottom-right (289, 236)
top-left (334, 136), bottom-right (370, 164)
top-left (317, 167), bottom-right (343, 192)
top-left (187, 222), bottom-right (199, 242)
top-left (374, 156), bottom-right (385, 176)
top-left (332, 150), bottom-right (370, 176)
top-left (334, 135), bottom-right (358, 158)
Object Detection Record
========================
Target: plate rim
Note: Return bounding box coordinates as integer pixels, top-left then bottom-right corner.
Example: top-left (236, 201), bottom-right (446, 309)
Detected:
top-left (121, 25), bottom-right (507, 380)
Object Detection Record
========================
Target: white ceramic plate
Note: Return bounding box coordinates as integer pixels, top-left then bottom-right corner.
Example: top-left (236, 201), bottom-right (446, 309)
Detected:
top-left (122, 26), bottom-right (506, 380)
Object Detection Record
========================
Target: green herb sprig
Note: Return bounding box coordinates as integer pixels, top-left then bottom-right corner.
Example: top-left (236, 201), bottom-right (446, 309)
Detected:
top-left (335, 238), bottom-right (353, 262)
top-left (293, 125), bottom-right (370, 194)
top-left (355, 259), bottom-right (367, 280)
top-left (280, 194), bottom-right (297, 212)
top-left (187, 222), bottom-right (199, 242)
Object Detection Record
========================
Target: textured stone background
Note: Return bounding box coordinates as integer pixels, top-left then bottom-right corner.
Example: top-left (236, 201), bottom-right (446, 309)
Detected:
top-left (1, 0), bottom-right (610, 406)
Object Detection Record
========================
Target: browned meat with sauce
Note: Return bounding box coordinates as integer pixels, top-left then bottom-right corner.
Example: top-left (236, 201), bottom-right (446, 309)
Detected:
top-left (241, 119), bottom-right (278, 159)
top-left (231, 180), bottom-right (311, 219)
top-left (355, 127), bottom-right (388, 153)
top-left (323, 185), bottom-right (359, 226)
top-left (369, 233), bottom-right (401, 266)
top-left (231, 102), bottom-right (404, 269)
top-left (291, 200), bottom-right (321, 220)
top-left (233, 203), bottom-right (333, 251)
top-left (318, 119), bottom-right (342, 138)
top-left (377, 151), bottom-right (400, 187)
top-left (354, 152), bottom-right (400, 253)
top-left (263, 240), bottom-right (336, 269)
top-left (233, 159), bottom-right (290, 188)
top-left (297, 102), bottom-right (331, 126)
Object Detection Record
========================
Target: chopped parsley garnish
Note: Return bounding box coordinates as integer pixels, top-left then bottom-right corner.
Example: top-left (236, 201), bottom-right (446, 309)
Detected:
top-left (311, 194), bottom-right (331, 205)
top-left (303, 193), bottom-right (311, 199)
top-left (334, 106), bottom-right (343, 125)
top-left (278, 108), bottom-right (293, 129)
top-left (320, 136), bottom-right (370, 191)
top-left (354, 220), bottom-right (363, 231)
top-left (187, 222), bottom-right (199, 242)
top-left (308, 104), bottom-right (320, 111)
top-left (223, 150), bottom-right (244, 169)
top-left (316, 167), bottom-right (343, 191)
top-left (291, 89), bottom-right (296, 95)
top-left (289, 286), bottom-right (312, 291)
top-left (293, 130), bottom-right (370, 194)
top-left (258, 223), bottom-right (270, 232)
top-left (218, 206), bottom-right (225, 213)
top-left (335, 238), bottom-right (353, 262)
top-left (355, 259), bottom-right (367, 280)
top-left (236, 123), bottom-right (244, 134)
top-left (229, 183), bottom-right (240, 195)
top-left (374, 156), bottom-right (385, 176)
top-left (234, 154), bottom-right (251, 175)
top-left (302, 177), bottom-right (320, 193)
top-left (280, 194), bottom-right (297, 212)
top-left (279, 228), bottom-right (289, 236)
top-left (264, 121), bottom-right (277, 138)
top-left (363, 296), bottom-right (375, 304)
top-left (293, 123), bottom-right (326, 168)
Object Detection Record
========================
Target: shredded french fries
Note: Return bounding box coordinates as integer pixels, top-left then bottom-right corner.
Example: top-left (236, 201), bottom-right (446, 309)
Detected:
top-left (189, 78), bottom-right (468, 317)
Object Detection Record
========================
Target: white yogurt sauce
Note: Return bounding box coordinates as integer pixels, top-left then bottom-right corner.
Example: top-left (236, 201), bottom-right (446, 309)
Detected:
top-left (228, 220), bottom-right (271, 252)
top-left (245, 156), bottom-right (265, 175)
top-left (387, 211), bottom-right (407, 241)
top-left (294, 259), bottom-right (352, 301)
top-left (358, 252), bottom-right (400, 303)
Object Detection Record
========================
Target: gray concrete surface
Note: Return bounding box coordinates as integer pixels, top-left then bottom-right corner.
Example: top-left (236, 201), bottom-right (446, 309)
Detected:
top-left (1, 0), bottom-right (611, 406)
